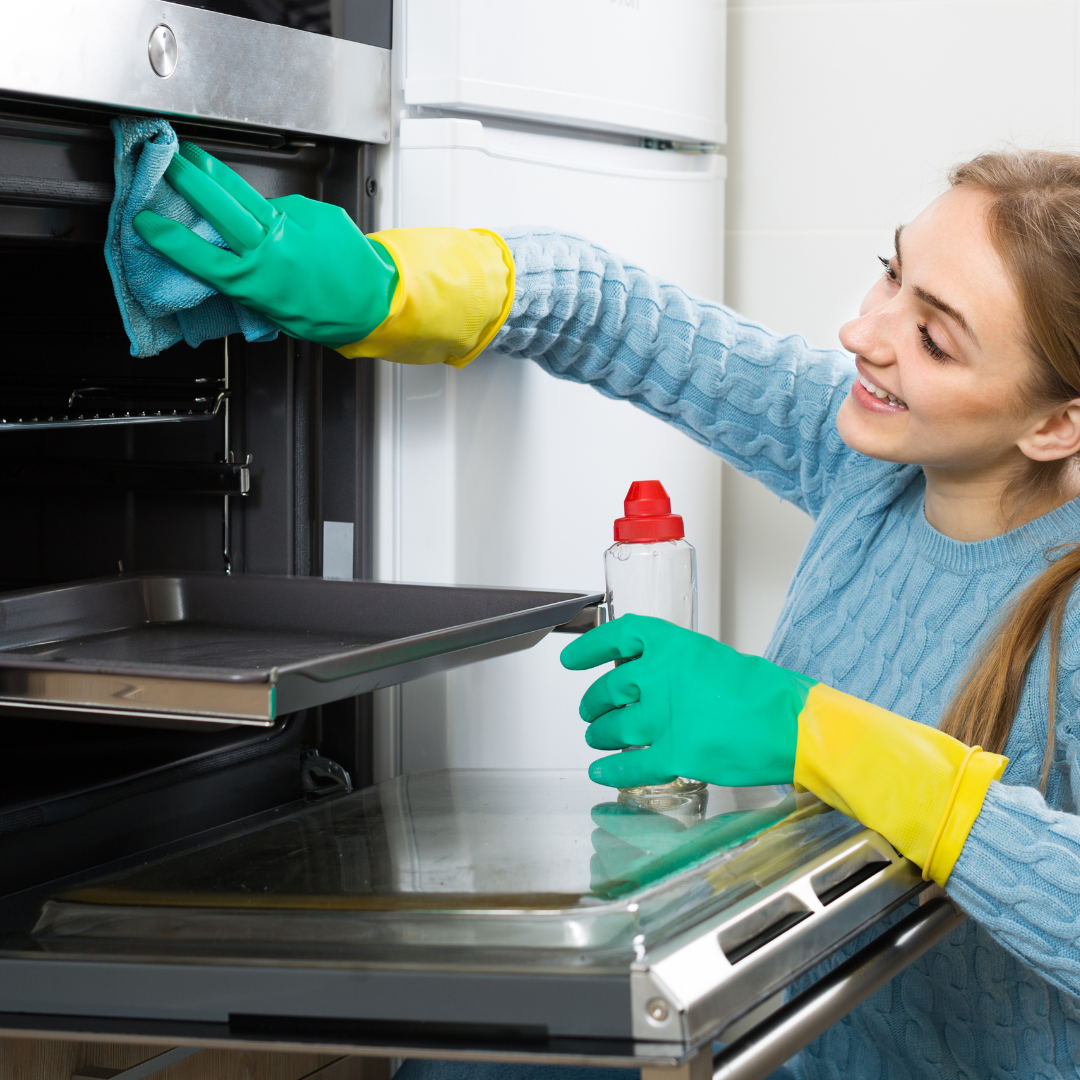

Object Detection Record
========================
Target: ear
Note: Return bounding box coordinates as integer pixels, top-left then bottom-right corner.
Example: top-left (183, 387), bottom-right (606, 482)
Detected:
top-left (1018, 399), bottom-right (1080, 462)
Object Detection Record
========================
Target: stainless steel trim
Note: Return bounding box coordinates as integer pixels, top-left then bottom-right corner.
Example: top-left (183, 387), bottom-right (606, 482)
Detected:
top-left (0, 0), bottom-right (390, 143)
top-left (0, 699), bottom-right (270, 729)
top-left (0, 1017), bottom-right (684, 1070)
top-left (0, 669), bottom-right (274, 721)
top-left (711, 897), bottom-right (965, 1080)
top-left (631, 830), bottom-right (923, 1043)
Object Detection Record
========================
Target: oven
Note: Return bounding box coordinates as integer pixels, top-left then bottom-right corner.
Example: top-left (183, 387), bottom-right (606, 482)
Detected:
top-left (0, 6), bottom-right (961, 1080)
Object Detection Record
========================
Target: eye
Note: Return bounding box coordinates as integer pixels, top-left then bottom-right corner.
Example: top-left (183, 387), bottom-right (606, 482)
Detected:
top-left (917, 323), bottom-right (950, 362)
top-left (878, 255), bottom-right (899, 282)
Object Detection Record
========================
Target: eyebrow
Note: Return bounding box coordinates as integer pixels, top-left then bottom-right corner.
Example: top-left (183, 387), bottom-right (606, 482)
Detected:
top-left (894, 224), bottom-right (978, 346)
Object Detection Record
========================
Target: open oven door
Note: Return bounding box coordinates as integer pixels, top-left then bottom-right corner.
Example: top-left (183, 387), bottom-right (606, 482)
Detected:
top-left (0, 766), bottom-right (930, 1073)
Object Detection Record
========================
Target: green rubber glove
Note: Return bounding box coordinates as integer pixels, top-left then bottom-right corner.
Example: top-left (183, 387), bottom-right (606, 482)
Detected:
top-left (560, 614), bottom-right (815, 789)
top-left (132, 142), bottom-right (398, 347)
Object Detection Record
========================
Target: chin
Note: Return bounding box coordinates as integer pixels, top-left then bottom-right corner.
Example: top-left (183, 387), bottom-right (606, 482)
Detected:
top-left (835, 395), bottom-right (911, 463)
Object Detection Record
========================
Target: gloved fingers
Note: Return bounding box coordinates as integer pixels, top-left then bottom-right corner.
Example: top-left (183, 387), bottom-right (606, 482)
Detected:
top-left (584, 703), bottom-right (656, 749)
top-left (164, 152), bottom-right (266, 255)
top-left (177, 142), bottom-right (278, 230)
top-left (589, 747), bottom-right (677, 789)
top-left (133, 210), bottom-right (242, 290)
top-left (560, 616), bottom-right (647, 671)
top-left (579, 662), bottom-right (644, 722)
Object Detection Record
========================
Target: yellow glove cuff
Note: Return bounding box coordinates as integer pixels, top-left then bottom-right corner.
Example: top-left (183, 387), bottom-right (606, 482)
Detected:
top-left (793, 684), bottom-right (1007, 886)
top-left (336, 227), bottom-right (514, 368)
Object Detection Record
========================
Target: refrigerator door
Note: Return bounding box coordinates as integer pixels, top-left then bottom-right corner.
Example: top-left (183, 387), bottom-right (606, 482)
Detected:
top-left (404, 0), bottom-right (726, 144)
top-left (389, 118), bottom-right (725, 773)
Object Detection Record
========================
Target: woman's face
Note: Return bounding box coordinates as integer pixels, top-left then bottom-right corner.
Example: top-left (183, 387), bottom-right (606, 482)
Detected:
top-left (836, 186), bottom-right (1062, 474)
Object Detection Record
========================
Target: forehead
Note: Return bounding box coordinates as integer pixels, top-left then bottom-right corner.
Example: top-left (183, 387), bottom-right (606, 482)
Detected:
top-left (900, 187), bottom-right (1023, 344)
top-left (902, 186), bottom-right (994, 258)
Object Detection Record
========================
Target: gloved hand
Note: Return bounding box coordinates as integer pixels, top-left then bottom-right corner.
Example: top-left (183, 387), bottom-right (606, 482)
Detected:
top-left (561, 613), bottom-right (814, 789)
top-left (134, 142), bottom-right (513, 367)
top-left (562, 614), bottom-right (1009, 887)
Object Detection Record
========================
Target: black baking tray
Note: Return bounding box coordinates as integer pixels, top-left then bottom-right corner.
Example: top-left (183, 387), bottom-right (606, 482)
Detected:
top-left (0, 574), bottom-right (601, 729)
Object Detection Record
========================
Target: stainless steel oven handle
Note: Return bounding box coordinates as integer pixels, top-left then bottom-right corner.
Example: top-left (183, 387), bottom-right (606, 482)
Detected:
top-left (711, 896), bottom-right (965, 1080)
top-left (632, 829), bottom-right (921, 1044)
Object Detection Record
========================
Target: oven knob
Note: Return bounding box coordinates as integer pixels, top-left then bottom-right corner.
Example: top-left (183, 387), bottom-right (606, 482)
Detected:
top-left (148, 24), bottom-right (178, 78)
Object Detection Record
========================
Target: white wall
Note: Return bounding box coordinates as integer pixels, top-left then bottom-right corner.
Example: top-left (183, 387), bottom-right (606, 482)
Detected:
top-left (721, 0), bottom-right (1080, 655)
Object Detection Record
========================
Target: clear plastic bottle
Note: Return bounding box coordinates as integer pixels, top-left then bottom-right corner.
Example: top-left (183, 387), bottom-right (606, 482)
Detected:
top-left (605, 539), bottom-right (698, 631)
top-left (604, 480), bottom-right (706, 804)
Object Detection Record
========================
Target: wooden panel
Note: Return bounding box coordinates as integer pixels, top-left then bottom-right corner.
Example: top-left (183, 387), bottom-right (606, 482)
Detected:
top-left (308, 1059), bottom-right (390, 1080)
top-left (0, 1039), bottom-right (391, 1080)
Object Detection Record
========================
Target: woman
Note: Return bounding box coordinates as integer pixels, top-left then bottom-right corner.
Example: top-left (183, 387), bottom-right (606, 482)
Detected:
top-left (135, 145), bottom-right (1080, 1077)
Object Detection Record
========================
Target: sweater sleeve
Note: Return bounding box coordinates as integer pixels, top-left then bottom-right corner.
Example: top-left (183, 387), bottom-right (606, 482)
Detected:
top-left (947, 781), bottom-right (1080, 998)
top-left (491, 227), bottom-right (858, 517)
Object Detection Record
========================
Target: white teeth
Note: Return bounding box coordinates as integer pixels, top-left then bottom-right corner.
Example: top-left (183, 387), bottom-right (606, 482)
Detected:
top-left (858, 373), bottom-right (908, 409)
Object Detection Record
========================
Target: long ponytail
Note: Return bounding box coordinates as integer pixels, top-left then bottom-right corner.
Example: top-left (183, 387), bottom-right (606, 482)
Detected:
top-left (939, 544), bottom-right (1080, 787)
top-left (937, 152), bottom-right (1080, 787)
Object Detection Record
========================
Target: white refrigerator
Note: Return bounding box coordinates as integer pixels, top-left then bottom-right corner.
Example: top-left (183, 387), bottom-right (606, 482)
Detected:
top-left (372, 0), bottom-right (728, 777)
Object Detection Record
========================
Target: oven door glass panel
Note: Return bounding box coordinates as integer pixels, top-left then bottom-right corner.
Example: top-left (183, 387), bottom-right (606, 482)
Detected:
top-left (31, 769), bottom-right (859, 968)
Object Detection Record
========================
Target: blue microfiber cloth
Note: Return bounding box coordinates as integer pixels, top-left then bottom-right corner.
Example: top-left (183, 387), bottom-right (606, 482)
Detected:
top-left (104, 116), bottom-right (279, 358)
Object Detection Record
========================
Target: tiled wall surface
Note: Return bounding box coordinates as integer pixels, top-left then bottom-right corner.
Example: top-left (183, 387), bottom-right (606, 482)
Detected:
top-left (722, 0), bottom-right (1079, 653)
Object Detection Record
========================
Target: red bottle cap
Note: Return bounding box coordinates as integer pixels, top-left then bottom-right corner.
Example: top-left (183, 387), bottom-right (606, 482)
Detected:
top-left (614, 480), bottom-right (685, 543)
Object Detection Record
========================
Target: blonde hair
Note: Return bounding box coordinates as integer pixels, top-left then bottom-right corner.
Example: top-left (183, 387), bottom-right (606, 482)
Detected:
top-left (938, 151), bottom-right (1080, 787)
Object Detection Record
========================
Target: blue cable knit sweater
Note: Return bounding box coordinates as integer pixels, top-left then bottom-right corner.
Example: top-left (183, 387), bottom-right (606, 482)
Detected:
top-left (489, 228), bottom-right (1080, 1079)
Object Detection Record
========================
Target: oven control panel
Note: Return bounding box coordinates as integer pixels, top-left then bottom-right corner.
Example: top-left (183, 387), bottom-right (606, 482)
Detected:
top-left (0, 0), bottom-right (390, 143)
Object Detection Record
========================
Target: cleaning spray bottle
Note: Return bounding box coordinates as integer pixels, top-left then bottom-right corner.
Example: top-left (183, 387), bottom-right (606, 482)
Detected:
top-left (604, 480), bottom-right (707, 805)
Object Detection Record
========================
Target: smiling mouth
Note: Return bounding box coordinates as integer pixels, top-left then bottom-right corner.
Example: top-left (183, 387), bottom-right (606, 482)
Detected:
top-left (857, 373), bottom-right (908, 410)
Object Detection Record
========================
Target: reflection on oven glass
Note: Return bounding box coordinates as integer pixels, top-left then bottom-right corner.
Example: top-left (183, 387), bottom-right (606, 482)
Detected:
top-left (172, 0), bottom-right (333, 35)
top-left (33, 770), bottom-right (860, 965)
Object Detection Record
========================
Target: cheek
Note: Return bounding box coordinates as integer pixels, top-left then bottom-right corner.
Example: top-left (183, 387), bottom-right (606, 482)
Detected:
top-left (904, 365), bottom-right (1016, 433)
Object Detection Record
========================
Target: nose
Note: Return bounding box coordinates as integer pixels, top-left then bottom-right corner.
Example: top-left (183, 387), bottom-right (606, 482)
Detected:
top-left (839, 303), bottom-right (899, 370)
